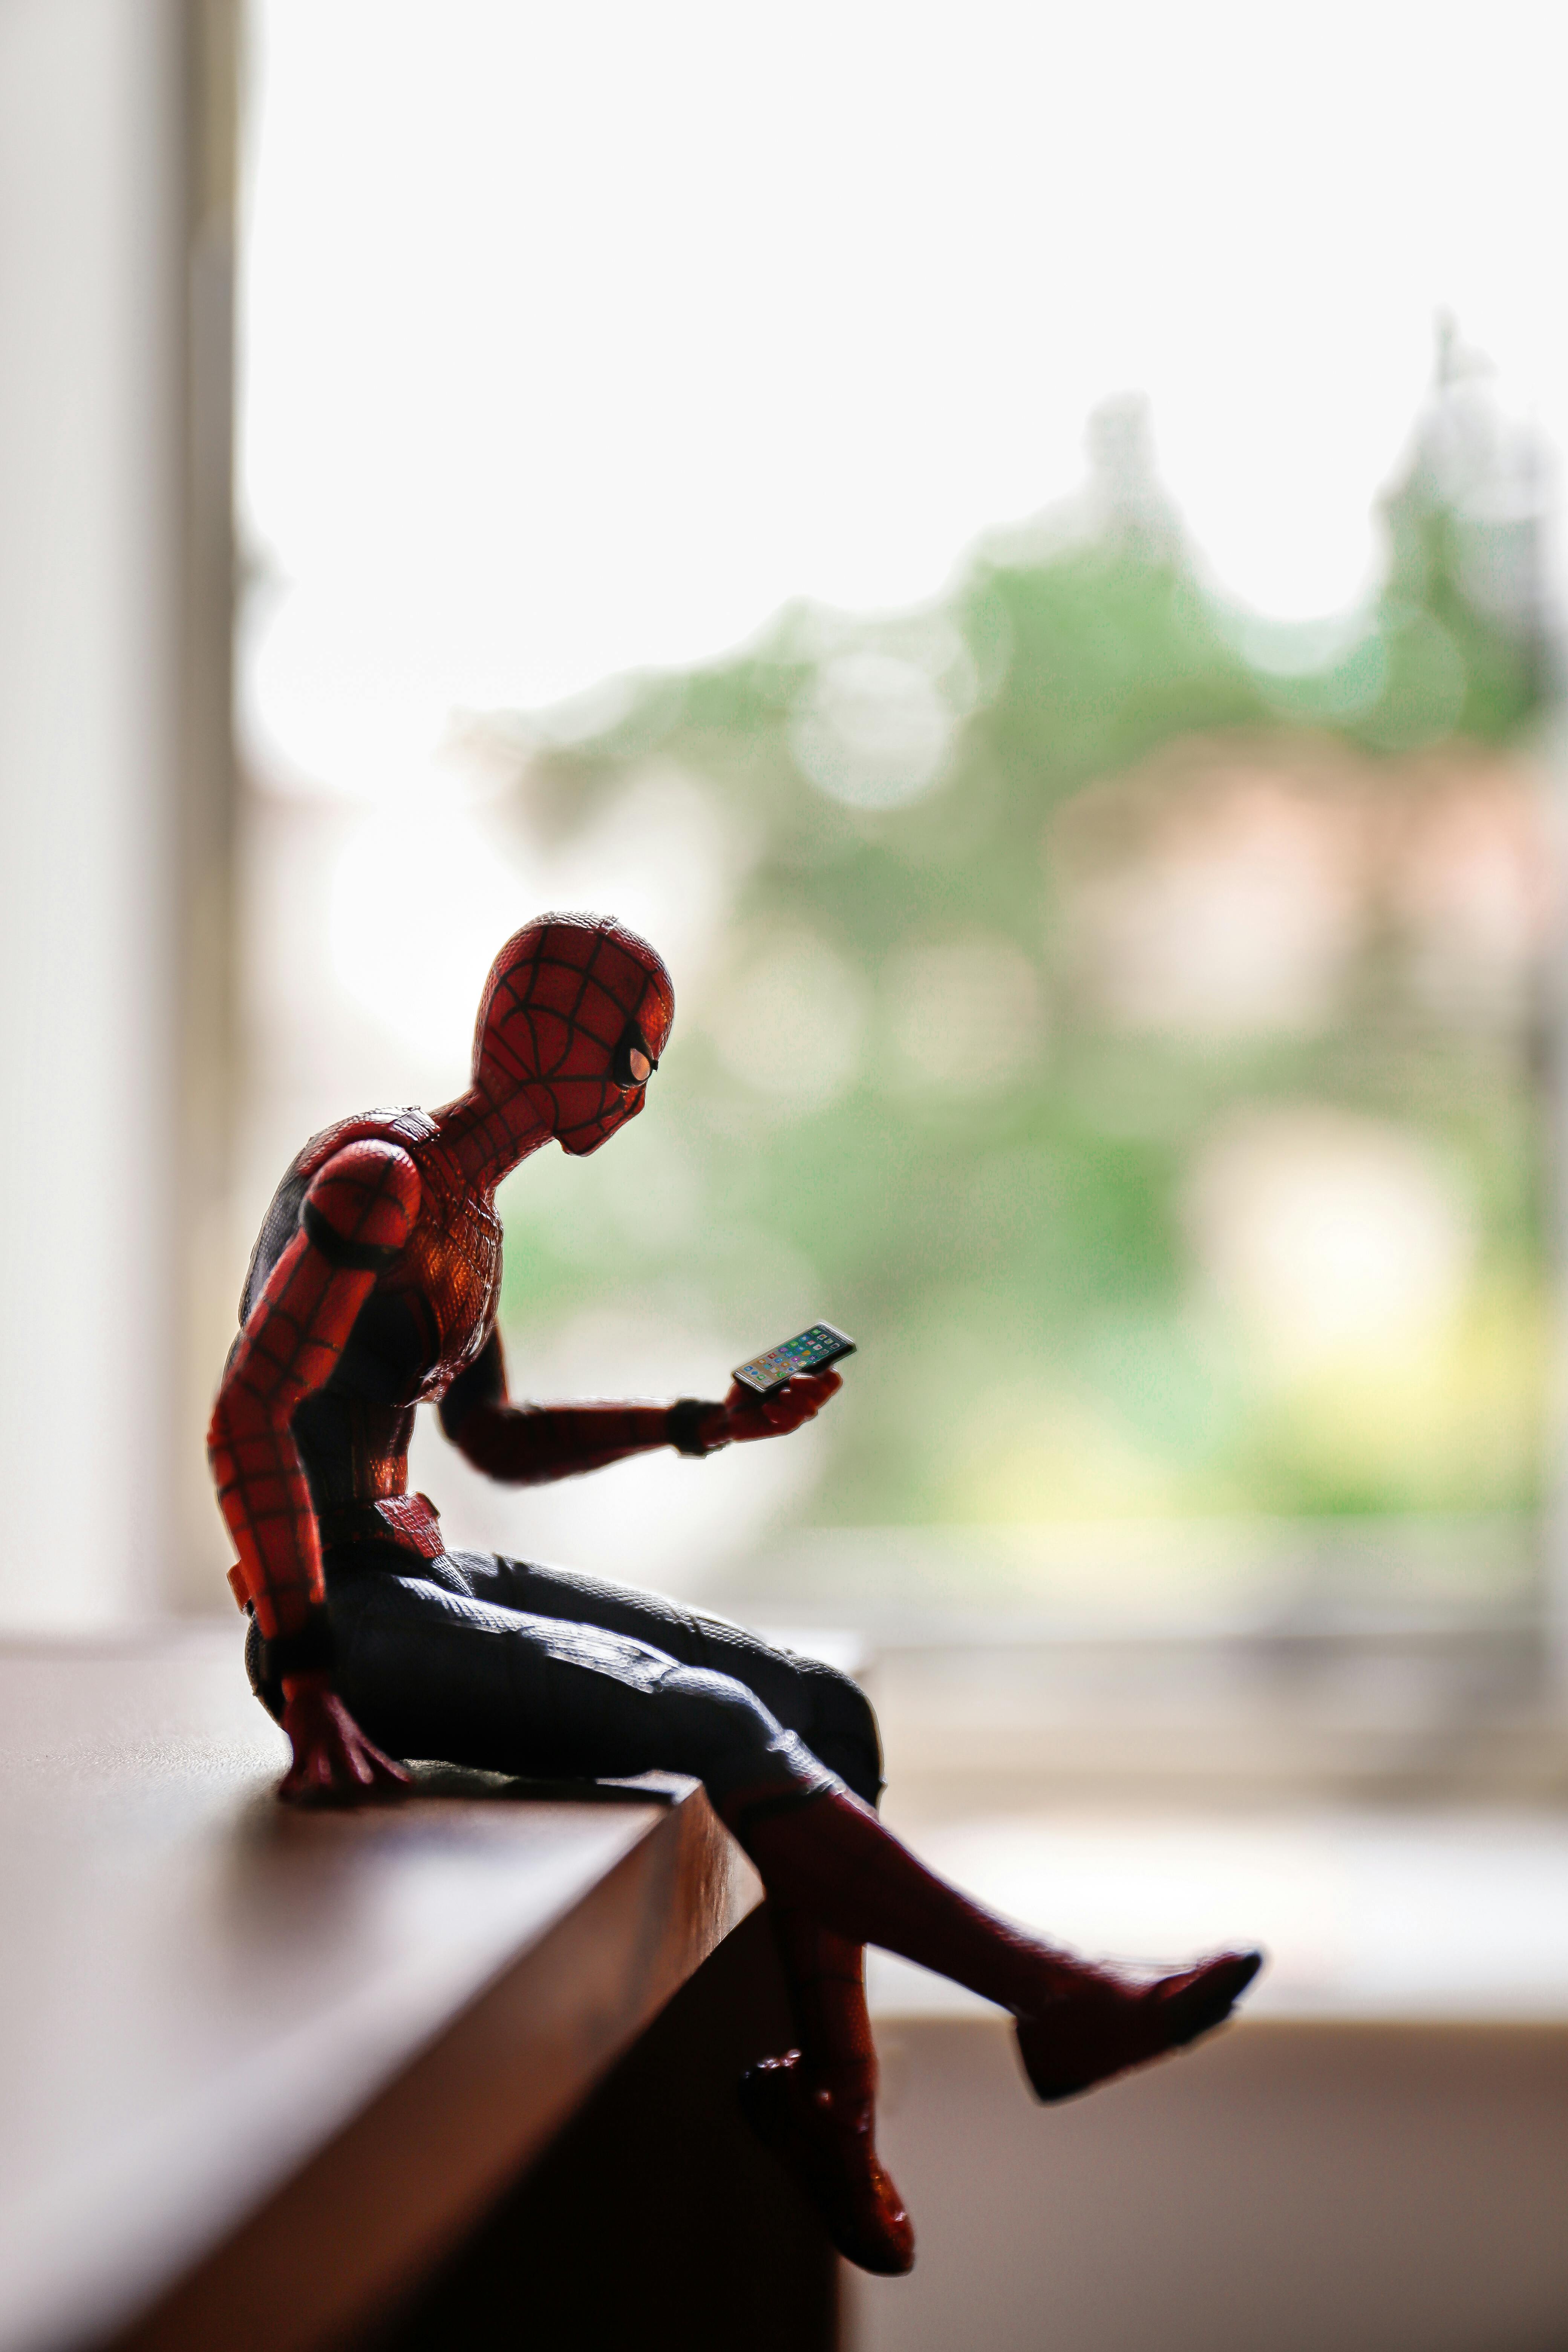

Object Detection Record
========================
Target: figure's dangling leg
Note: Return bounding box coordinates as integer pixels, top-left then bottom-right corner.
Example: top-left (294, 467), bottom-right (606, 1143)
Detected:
top-left (725, 1787), bottom-right (1262, 2104)
top-left (743, 1909), bottom-right (914, 2276)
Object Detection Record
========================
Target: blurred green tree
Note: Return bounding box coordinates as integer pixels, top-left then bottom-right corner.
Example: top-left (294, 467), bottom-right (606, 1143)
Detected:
top-left (490, 359), bottom-right (1554, 1551)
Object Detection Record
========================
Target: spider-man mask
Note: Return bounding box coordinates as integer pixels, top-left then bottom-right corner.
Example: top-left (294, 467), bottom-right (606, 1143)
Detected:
top-left (472, 912), bottom-right (675, 1155)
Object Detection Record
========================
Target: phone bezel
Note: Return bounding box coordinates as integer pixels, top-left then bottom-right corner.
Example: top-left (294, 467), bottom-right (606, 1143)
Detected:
top-left (732, 1322), bottom-right (857, 1397)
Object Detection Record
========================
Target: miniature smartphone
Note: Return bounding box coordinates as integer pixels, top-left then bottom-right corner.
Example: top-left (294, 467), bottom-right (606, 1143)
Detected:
top-left (733, 1322), bottom-right (857, 1397)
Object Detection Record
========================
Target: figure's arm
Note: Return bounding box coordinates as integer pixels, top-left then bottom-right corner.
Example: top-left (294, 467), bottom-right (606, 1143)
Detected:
top-left (208, 1139), bottom-right (421, 1803)
top-left (439, 1329), bottom-right (841, 1483)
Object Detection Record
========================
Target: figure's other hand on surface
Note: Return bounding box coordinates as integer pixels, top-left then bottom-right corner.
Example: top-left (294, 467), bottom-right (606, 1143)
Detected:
top-left (278, 1672), bottom-right (412, 1806)
top-left (701, 1369), bottom-right (842, 1449)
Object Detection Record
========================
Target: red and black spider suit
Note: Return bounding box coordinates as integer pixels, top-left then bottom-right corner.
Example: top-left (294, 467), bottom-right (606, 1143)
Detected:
top-left (210, 912), bottom-right (1260, 2278)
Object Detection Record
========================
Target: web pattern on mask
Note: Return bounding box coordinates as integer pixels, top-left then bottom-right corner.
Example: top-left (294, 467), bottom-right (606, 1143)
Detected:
top-left (474, 913), bottom-right (675, 1155)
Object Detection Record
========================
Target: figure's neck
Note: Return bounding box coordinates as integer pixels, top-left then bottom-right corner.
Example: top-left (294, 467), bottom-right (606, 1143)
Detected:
top-left (428, 1083), bottom-right (551, 1193)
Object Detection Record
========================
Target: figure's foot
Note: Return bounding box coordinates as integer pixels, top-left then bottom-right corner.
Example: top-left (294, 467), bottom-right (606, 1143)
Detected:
top-left (1015, 1948), bottom-right (1263, 2104)
top-left (740, 2052), bottom-right (916, 2276)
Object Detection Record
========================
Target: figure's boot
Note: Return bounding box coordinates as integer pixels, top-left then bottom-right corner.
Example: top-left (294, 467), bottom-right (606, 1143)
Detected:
top-left (740, 2052), bottom-right (914, 2275)
top-left (730, 1788), bottom-right (1262, 2104)
top-left (744, 1911), bottom-right (914, 2275)
top-left (1012, 1946), bottom-right (1263, 2102)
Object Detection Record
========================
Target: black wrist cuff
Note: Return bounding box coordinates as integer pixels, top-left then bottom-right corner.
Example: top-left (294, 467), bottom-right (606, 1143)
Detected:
top-left (261, 1606), bottom-right (337, 1683)
top-left (668, 1398), bottom-right (724, 1458)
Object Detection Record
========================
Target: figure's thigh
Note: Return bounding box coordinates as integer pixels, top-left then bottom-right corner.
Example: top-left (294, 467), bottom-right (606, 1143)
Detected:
top-left (459, 1552), bottom-right (883, 1806)
top-left (329, 1563), bottom-right (829, 1802)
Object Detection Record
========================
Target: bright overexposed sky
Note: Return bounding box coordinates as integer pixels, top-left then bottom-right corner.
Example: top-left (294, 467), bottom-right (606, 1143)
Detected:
top-left (241, 0), bottom-right (1568, 793)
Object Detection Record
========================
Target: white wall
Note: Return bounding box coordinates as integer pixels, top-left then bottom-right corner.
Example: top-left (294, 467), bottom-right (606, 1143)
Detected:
top-left (0, 0), bottom-right (195, 1625)
top-left (851, 2015), bottom-right (1568, 2352)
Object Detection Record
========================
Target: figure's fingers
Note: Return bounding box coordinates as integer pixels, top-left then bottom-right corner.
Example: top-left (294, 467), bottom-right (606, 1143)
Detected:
top-left (282, 1759), bottom-right (398, 1809)
top-left (717, 1365), bottom-right (846, 1442)
top-left (279, 1759), bottom-right (326, 1805)
top-left (766, 1369), bottom-right (841, 1427)
top-left (770, 1370), bottom-right (841, 1425)
top-left (350, 1749), bottom-right (411, 1802)
top-left (298, 1776), bottom-right (347, 1808)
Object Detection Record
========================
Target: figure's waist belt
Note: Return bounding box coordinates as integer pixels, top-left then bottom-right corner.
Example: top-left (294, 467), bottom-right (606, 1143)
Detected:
top-left (316, 1492), bottom-right (446, 1560)
top-left (223, 1494), bottom-right (445, 1615)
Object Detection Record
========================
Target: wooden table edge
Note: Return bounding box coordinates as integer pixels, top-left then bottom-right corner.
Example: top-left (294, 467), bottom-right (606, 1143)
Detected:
top-left (101, 1786), bottom-right (761, 2352)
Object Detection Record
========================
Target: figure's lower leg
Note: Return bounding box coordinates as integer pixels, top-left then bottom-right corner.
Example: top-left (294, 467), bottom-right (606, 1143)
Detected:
top-left (727, 1788), bottom-right (1262, 2102)
top-left (732, 1785), bottom-right (1103, 2010)
top-left (774, 1910), bottom-right (877, 2100)
top-left (746, 1910), bottom-right (914, 2275)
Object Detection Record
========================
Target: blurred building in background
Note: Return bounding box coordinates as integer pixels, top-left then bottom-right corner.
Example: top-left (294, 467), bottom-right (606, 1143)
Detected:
top-left (235, 315), bottom-right (1566, 1800)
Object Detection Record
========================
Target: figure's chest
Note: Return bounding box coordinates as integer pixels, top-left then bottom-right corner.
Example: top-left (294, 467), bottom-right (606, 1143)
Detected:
top-left (389, 1184), bottom-right (502, 1399)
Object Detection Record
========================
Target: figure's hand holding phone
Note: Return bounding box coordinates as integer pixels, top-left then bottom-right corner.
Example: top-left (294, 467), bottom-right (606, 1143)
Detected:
top-left (694, 1324), bottom-right (856, 1450)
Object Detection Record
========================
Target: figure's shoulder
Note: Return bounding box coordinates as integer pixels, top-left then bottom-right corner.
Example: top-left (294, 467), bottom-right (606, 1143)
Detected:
top-left (238, 1108), bottom-right (436, 1325)
top-left (303, 1136), bottom-right (421, 1259)
top-left (295, 1104), bottom-right (439, 1181)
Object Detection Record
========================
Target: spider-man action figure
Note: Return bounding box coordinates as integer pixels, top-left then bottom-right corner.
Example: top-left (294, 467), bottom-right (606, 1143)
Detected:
top-left (210, 911), bottom-right (1261, 2277)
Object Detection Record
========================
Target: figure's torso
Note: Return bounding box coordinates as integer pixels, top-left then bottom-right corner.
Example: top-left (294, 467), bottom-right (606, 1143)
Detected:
top-left (237, 1107), bottom-right (502, 1511)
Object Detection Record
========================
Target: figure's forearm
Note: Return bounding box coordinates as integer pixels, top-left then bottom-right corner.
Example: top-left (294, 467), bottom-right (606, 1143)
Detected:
top-left (453, 1399), bottom-right (721, 1484)
top-left (209, 1387), bottom-right (327, 1641)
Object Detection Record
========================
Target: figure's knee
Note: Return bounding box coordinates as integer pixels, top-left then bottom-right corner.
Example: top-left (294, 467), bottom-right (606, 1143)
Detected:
top-left (801, 1660), bottom-right (883, 1809)
top-left (657, 1661), bottom-right (833, 1809)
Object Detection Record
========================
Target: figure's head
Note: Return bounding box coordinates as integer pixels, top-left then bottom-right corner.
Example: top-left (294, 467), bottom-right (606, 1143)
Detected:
top-left (472, 913), bottom-right (674, 1154)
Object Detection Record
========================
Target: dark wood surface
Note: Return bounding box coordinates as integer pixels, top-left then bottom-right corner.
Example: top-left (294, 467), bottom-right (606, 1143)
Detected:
top-left (363, 1908), bottom-right (841, 2352)
top-left (0, 1629), bottom-right (766, 2352)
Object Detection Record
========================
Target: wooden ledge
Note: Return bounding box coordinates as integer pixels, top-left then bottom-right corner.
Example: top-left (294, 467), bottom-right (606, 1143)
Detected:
top-left (0, 1629), bottom-right (761, 2352)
